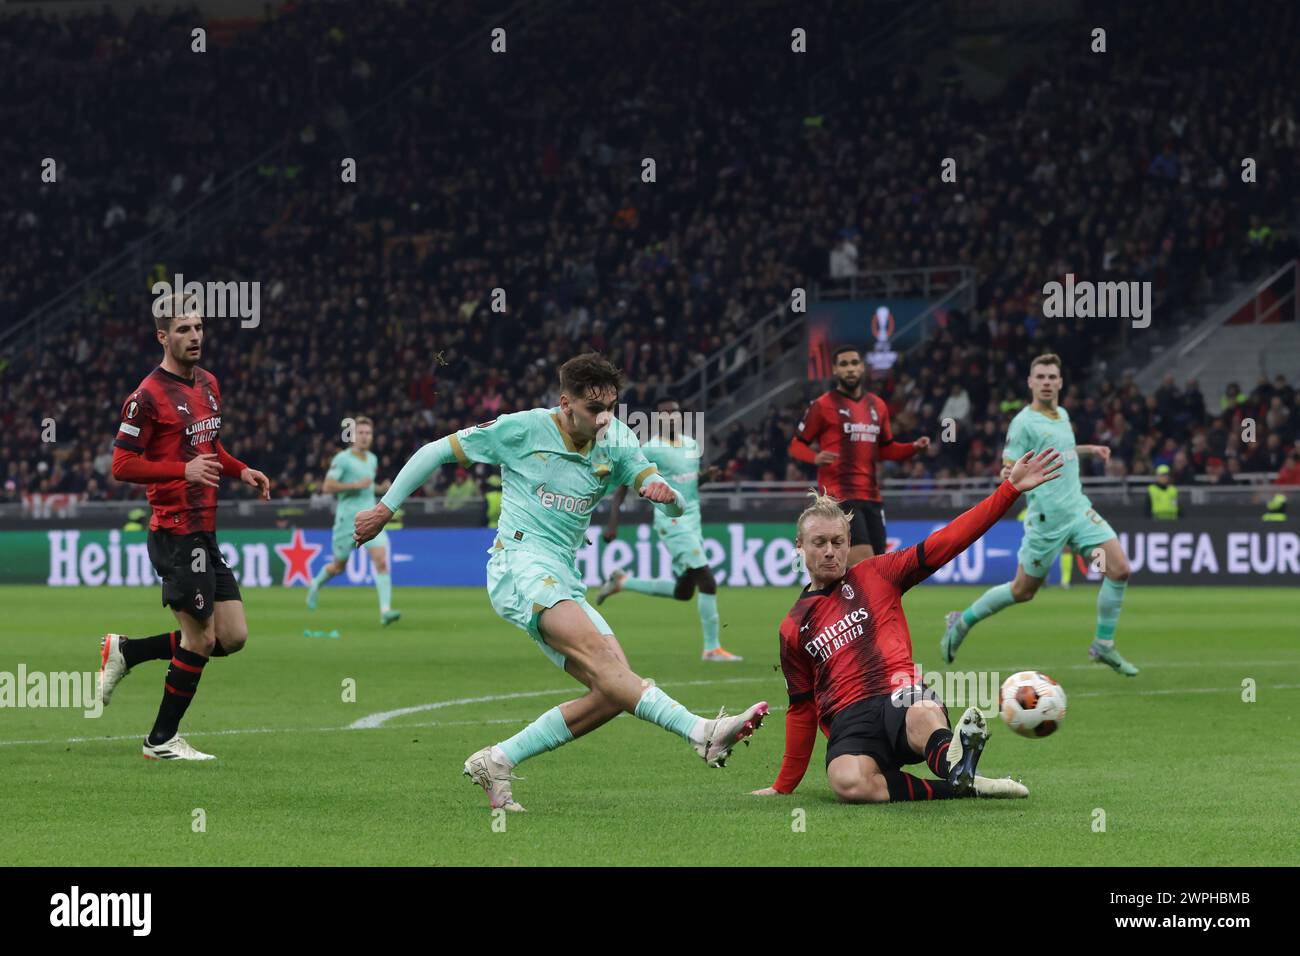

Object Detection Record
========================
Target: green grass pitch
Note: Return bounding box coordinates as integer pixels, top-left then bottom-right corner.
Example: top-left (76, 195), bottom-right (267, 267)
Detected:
top-left (0, 583), bottom-right (1295, 866)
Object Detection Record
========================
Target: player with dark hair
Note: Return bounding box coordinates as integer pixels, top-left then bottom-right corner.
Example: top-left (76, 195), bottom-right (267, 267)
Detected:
top-left (596, 395), bottom-right (741, 661)
top-left (789, 345), bottom-right (930, 565)
top-left (99, 298), bottom-right (270, 760)
top-left (353, 353), bottom-right (768, 811)
top-left (752, 449), bottom-right (1063, 803)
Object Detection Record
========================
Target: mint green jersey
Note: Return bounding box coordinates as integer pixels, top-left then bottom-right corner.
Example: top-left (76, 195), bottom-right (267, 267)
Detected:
top-left (326, 449), bottom-right (378, 524)
top-left (1003, 404), bottom-right (1092, 521)
top-left (641, 435), bottom-right (703, 533)
top-left (451, 408), bottom-right (667, 559)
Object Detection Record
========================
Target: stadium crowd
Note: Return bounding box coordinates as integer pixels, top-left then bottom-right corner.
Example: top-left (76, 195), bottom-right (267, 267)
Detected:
top-left (2, 0), bottom-right (1298, 506)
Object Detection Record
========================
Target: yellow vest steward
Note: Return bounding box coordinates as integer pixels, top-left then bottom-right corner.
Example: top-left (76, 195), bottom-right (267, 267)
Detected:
top-left (1148, 484), bottom-right (1179, 519)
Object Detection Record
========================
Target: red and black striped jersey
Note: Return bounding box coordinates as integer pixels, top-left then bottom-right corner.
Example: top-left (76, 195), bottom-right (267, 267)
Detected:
top-left (771, 481), bottom-right (1022, 792)
top-left (112, 366), bottom-right (234, 534)
top-left (791, 390), bottom-right (917, 501)
top-left (778, 544), bottom-right (929, 728)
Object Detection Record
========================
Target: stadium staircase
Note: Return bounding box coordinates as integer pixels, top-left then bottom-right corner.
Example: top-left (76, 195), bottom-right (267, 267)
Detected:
top-left (1133, 260), bottom-right (1300, 412)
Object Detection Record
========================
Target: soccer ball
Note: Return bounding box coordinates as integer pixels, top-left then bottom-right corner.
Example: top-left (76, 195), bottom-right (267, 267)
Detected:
top-left (998, 670), bottom-right (1067, 738)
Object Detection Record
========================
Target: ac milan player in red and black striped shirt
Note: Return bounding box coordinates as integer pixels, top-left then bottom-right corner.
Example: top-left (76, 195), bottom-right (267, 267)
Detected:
top-left (99, 301), bottom-right (270, 761)
top-left (789, 346), bottom-right (930, 565)
top-left (751, 448), bottom-right (1062, 804)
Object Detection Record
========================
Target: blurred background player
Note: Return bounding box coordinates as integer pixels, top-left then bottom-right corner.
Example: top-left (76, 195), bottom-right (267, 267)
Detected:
top-left (751, 448), bottom-right (1063, 804)
top-left (352, 353), bottom-right (768, 811)
top-left (99, 298), bottom-right (271, 760)
top-left (789, 345), bottom-right (930, 565)
top-left (941, 353), bottom-right (1138, 675)
top-left (305, 415), bottom-right (400, 626)
top-left (597, 396), bottom-right (741, 662)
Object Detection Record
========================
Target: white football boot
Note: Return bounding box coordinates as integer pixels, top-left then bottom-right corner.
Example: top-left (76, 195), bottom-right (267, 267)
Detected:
top-left (463, 746), bottom-right (525, 812)
top-left (693, 701), bottom-right (769, 768)
top-left (142, 735), bottom-right (216, 761)
top-left (972, 775), bottom-right (1030, 798)
top-left (98, 634), bottom-right (130, 706)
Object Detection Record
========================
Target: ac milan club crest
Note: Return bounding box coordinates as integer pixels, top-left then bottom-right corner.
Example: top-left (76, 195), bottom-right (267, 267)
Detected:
top-left (194, 592), bottom-right (205, 610)
top-left (841, 583), bottom-right (855, 600)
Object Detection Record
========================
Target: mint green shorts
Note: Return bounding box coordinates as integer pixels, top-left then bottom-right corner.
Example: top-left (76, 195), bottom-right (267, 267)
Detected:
top-left (1017, 507), bottom-right (1116, 579)
top-left (485, 543), bottom-right (613, 669)
top-left (656, 520), bottom-right (709, 578)
top-left (333, 525), bottom-right (388, 562)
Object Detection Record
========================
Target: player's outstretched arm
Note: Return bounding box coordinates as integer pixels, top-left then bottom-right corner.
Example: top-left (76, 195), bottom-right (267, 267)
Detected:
top-left (916, 449), bottom-right (1062, 573)
top-left (354, 434), bottom-right (459, 545)
top-left (753, 698), bottom-right (818, 796)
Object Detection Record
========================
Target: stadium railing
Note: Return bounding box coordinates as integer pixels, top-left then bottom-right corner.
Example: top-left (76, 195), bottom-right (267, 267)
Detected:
top-left (2, 475), bottom-right (1289, 526)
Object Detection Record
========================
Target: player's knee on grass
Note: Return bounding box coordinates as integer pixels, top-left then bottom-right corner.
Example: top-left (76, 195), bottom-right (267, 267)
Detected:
top-left (828, 760), bottom-right (889, 804)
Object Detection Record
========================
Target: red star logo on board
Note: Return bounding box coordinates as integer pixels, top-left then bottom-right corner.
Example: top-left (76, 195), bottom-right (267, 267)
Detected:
top-left (275, 528), bottom-right (322, 587)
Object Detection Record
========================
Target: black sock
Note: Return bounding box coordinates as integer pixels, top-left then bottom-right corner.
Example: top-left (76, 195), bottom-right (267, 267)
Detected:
top-left (924, 727), bottom-right (954, 779)
top-left (121, 630), bottom-right (179, 669)
top-left (884, 770), bottom-right (956, 801)
top-left (146, 646), bottom-right (208, 745)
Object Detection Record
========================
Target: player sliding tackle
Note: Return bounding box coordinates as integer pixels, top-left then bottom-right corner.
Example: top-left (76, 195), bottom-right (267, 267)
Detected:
top-left (353, 353), bottom-right (768, 811)
top-left (753, 449), bottom-right (1062, 803)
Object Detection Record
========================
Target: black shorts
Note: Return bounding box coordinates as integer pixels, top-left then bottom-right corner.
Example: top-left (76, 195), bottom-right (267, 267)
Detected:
top-left (840, 498), bottom-right (886, 553)
top-left (147, 529), bottom-right (241, 621)
top-left (824, 684), bottom-right (947, 771)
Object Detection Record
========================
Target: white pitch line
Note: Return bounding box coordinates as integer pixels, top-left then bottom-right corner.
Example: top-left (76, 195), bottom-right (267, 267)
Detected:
top-left (2, 681), bottom-right (1297, 749)
top-left (346, 675), bottom-right (771, 729)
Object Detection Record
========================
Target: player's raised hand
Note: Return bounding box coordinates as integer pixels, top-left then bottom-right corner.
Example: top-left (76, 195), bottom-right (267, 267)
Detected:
top-left (1008, 448), bottom-right (1063, 492)
top-left (1092, 445), bottom-right (1112, 463)
top-left (375, 478), bottom-right (392, 494)
top-left (914, 436), bottom-right (931, 449)
top-left (813, 450), bottom-right (839, 467)
top-left (240, 466), bottom-right (271, 500)
top-left (353, 502), bottom-right (393, 547)
top-left (184, 453), bottom-right (221, 488)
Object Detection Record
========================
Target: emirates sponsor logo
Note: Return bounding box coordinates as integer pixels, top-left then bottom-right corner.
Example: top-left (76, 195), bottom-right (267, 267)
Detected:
top-left (803, 607), bottom-right (870, 663)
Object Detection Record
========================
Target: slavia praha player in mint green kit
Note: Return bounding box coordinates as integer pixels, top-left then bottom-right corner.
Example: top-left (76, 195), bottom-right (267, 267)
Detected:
top-left (941, 352), bottom-right (1139, 676)
top-left (351, 353), bottom-right (769, 811)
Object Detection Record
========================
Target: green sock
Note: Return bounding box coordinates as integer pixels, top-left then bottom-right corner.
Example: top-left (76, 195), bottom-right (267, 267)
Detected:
top-left (309, 566), bottom-right (332, 590)
top-left (634, 686), bottom-right (704, 742)
top-left (496, 706), bottom-right (574, 767)
top-left (960, 582), bottom-right (1016, 633)
top-left (1060, 552), bottom-right (1073, 585)
top-left (375, 572), bottom-right (392, 613)
top-left (1095, 577), bottom-right (1127, 641)
top-left (697, 592), bottom-right (721, 652)
top-left (623, 576), bottom-right (677, 597)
